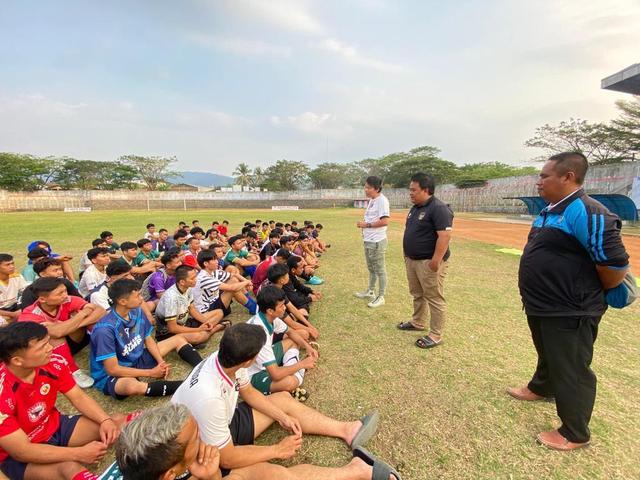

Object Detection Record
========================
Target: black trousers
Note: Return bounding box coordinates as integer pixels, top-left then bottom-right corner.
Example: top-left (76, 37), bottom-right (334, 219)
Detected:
top-left (526, 314), bottom-right (600, 443)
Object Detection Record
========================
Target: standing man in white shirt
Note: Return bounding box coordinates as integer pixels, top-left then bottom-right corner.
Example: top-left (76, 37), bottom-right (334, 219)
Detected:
top-left (355, 176), bottom-right (390, 308)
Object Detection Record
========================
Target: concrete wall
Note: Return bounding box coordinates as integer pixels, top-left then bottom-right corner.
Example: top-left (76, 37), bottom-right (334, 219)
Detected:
top-left (1, 163), bottom-right (639, 213)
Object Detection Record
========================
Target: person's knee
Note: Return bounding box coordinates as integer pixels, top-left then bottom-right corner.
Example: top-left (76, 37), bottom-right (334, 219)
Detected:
top-left (274, 376), bottom-right (298, 392)
top-left (57, 461), bottom-right (87, 479)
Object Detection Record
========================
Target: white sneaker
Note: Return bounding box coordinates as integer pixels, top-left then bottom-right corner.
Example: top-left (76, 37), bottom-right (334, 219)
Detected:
top-left (367, 296), bottom-right (386, 308)
top-left (72, 369), bottom-right (95, 389)
top-left (354, 290), bottom-right (375, 299)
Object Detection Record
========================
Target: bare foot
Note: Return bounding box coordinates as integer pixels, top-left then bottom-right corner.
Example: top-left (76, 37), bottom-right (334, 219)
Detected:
top-left (345, 420), bottom-right (363, 446)
top-left (349, 457), bottom-right (396, 480)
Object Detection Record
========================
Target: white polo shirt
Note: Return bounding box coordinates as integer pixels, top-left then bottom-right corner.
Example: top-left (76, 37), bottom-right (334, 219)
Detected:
top-left (172, 352), bottom-right (250, 448)
top-left (245, 312), bottom-right (288, 377)
top-left (363, 194), bottom-right (390, 243)
top-left (78, 264), bottom-right (107, 298)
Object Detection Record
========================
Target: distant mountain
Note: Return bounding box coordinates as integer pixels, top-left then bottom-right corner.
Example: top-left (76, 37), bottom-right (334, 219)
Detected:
top-left (168, 171), bottom-right (234, 188)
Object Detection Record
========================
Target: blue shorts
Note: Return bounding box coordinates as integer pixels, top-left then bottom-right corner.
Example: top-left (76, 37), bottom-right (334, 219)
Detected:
top-left (102, 350), bottom-right (157, 400)
top-left (1, 415), bottom-right (81, 480)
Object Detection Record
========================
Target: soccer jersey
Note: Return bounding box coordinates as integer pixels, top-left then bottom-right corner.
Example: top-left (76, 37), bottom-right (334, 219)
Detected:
top-left (224, 249), bottom-right (248, 265)
top-left (171, 353), bottom-right (249, 448)
top-left (182, 250), bottom-right (201, 269)
top-left (0, 274), bottom-right (28, 324)
top-left (246, 312), bottom-right (288, 377)
top-left (0, 355), bottom-right (76, 462)
top-left (19, 296), bottom-right (88, 324)
top-left (252, 257), bottom-right (275, 295)
top-left (143, 269), bottom-right (175, 302)
top-left (134, 250), bottom-right (159, 266)
top-left (78, 264), bottom-right (107, 298)
top-left (20, 265), bottom-right (38, 284)
top-left (89, 284), bottom-right (110, 310)
top-left (90, 307), bottom-right (154, 390)
top-left (193, 269), bottom-right (230, 313)
top-left (155, 285), bottom-right (193, 334)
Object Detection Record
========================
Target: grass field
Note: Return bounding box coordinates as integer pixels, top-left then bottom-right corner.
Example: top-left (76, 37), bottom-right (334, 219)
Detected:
top-left (1, 208), bottom-right (639, 479)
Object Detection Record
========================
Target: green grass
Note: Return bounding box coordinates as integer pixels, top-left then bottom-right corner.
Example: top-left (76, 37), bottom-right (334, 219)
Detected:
top-left (1, 208), bottom-right (639, 479)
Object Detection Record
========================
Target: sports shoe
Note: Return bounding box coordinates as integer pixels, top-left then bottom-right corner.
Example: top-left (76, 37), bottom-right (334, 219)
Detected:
top-left (306, 275), bottom-right (324, 285)
top-left (367, 296), bottom-right (385, 308)
top-left (72, 369), bottom-right (95, 389)
top-left (354, 290), bottom-right (375, 299)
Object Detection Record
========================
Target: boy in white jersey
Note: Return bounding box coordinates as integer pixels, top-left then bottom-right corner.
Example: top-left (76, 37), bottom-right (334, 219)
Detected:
top-left (246, 285), bottom-right (317, 395)
top-left (171, 324), bottom-right (399, 480)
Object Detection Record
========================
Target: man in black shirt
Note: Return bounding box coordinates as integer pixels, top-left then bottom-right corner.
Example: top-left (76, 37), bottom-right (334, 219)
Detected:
top-left (397, 173), bottom-right (453, 350)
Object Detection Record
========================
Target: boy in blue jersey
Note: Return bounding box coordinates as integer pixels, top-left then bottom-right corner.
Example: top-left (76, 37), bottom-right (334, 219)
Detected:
top-left (90, 279), bottom-right (203, 400)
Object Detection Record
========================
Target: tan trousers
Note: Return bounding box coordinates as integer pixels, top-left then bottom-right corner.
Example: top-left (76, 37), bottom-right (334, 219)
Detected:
top-left (404, 257), bottom-right (449, 337)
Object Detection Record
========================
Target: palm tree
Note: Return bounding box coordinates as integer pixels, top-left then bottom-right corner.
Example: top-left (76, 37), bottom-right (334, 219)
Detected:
top-left (233, 163), bottom-right (252, 188)
top-left (250, 166), bottom-right (265, 189)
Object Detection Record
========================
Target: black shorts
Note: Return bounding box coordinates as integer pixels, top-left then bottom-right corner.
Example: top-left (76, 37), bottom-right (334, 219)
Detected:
top-left (209, 296), bottom-right (232, 317)
top-left (221, 402), bottom-right (255, 477)
top-left (66, 333), bottom-right (90, 355)
top-left (155, 318), bottom-right (201, 341)
top-left (0, 415), bottom-right (81, 480)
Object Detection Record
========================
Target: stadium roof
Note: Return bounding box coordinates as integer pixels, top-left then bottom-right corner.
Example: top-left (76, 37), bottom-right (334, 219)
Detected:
top-left (601, 63), bottom-right (640, 95)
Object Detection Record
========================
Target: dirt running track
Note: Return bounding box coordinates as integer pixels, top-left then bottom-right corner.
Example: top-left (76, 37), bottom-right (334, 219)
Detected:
top-left (389, 213), bottom-right (640, 275)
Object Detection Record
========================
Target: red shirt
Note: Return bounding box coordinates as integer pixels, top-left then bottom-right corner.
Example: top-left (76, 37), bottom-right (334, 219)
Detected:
top-left (218, 225), bottom-right (228, 236)
top-left (18, 296), bottom-right (88, 324)
top-left (252, 257), bottom-right (275, 295)
top-left (182, 250), bottom-right (200, 269)
top-left (0, 355), bottom-right (76, 461)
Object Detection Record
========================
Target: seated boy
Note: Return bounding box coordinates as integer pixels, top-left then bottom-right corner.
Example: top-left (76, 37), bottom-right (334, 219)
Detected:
top-left (18, 277), bottom-right (105, 388)
top-left (78, 247), bottom-right (110, 298)
top-left (155, 265), bottom-right (226, 346)
top-left (0, 321), bottom-right (129, 480)
top-left (134, 239), bottom-right (161, 268)
top-left (253, 248), bottom-right (290, 296)
top-left (182, 237), bottom-right (203, 270)
top-left (26, 241), bottom-right (76, 283)
top-left (143, 223), bottom-right (157, 240)
top-left (78, 238), bottom-right (109, 279)
top-left (284, 256), bottom-right (322, 312)
top-left (246, 286), bottom-right (317, 395)
top-left (20, 248), bottom-right (50, 284)
top-left (0, 254), bottom-right (29, 326)
top-left (224, 235), bottom-right (259, 278)
top-left (117, 242), bottom-right (157, 278)
top-left (90, 278), bottom-right (203, 400)
top-left (20, 258), bottom-right (81, 310)
top-left (141, 250), bottom-right (181, 305)
top-left (259, 231), bottom-right (281, 261)
top-left (265, 264), bottom-right (319, 340)
top-left (193, 250), bottom-right (256, 319)
top-left (171, 324), bottom-right (396, 480)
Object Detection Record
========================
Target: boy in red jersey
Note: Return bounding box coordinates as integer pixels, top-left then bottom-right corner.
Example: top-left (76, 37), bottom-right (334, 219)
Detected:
top-left (0, 321), bottom-right (127, 480)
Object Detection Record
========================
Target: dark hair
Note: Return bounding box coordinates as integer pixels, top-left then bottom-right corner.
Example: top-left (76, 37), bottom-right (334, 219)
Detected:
top-left (197, 249), bottom-right (217, 268)
top-left (88, 247), bottom-right (110, 261)
top-left (269, 231), bottom-right (281, 240)
top-left (205, 228), bottom-right (218, 237)
top-left (173, 230), bottom-right (188, 240)
top-left (218, 324), bottom-right (266, 368)
top-left (159, 228), bottom-right (168, 234)
top-left (274, 248), bottom-right (291, 260)
top-left (192, 220), bottom-right (199, 225)
top-left (365, 175), bottom-right (383, 192)
top-left (287, 255), bottom-right (304, 270)
top-left (243, 222), bottom-right (251, 227)
top-left (241, 226), bottom-right (251, 236)
top-left (208, 243), bottom-right (224, 250)
top-left (120, 241), bottom-right (137, 252)
top-left (190, 227), bottom-right (205, 236)
top-left (0, 253), bottom-right (13, 263)
top-left (315, 223), bottom-right (323, 229)
top-left (548, 152), bottom-right (589, 185)
top-left (175, 265), bottom-right (195, 284)
top-left (297, 232), bottom-right (308, 241)
top-left (136, 238), bottom-right (151, 248)
top-left (212, 221), bottom-right (219, 226)
top-left (222, 220), bottom-right (229, 224)
top-left (410, 172), bottom-right (436, 195)
top-left (284, 223), bottom-right (291, 228)
top-left (246, 231), bottom-right (258, 240)
top-left (275, 222), bottom-right (284, 228)
top-left (269, 220), bottom-right (275, 224)
top-left (106, 260), bottom-right (132, 277)
top-left (291, 221), bottom-right (298, 225)
top-left (108, 278), bottom-right (141, 304)
top-left (161, 251), bottom-right (181, 267)
top-left (257, 284), bottom-right (286, 313)
top-left (100, 231), bottom-right (113, 239)
top-left (31, 277), bottom-right (65, 296)
top-left (256, 219), bottom-right (262, 224)
top-left (305, 224), bottom-right (313, 230)
top-left (146, 223), bottom-right (155, 229)
top-left (280, 236), bottom-right (294, 246)
top-left (27, 247), bottom-right (49, 261)
top-left (267, 263), bottom-right (289, 284)
top-left (0, 321), bottom-right (48, 363)
top-left (92, 238), bottom-right (105, 247)
top-left (186, 237), bottom-right (200, 246)
top-left (33, 257), bottom-right (62, 275)
top-left (228, 235), bottom-right (243, 247)
top-left (178, 221), bottom-right (186, 226)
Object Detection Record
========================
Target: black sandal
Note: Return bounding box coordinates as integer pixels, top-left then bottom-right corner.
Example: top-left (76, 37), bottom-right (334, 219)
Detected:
top-left (353, 446), bottom-right (402, 480)
top-left (415, 336), bottom-right (442, 349)
top-left (396, 322), bottom-right (424, 331)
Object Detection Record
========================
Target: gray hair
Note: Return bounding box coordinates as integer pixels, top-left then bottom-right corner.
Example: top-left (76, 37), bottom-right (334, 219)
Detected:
top-left (116, 403), bottom-right (191, 479)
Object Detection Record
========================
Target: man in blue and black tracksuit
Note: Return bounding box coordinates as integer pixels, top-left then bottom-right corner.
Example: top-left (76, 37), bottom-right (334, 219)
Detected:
top-left (508, 152), bottom-right (630, 451)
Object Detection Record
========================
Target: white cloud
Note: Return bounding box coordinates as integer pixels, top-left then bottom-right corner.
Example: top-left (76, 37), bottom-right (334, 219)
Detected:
top-left (317, 38), bottom-right (404, 73)
top-left (271, 112), bottom-right (336, 133)
top-left (187, 33), bottom-right (292, 58)
top-left (218, 0), bottom-right (323, 34)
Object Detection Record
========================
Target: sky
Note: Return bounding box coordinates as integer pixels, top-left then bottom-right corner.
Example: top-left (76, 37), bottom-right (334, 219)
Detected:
top-left (1, 0), bottom-right (639, 176)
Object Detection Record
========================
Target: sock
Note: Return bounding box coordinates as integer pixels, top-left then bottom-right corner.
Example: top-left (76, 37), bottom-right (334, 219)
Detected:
top-left (72, 470), bottom-right (98, 480)
top-left (178, 344), bottom-right (203, 367)
top-left (53, 342), bottom-right (80, 373)
top-left (243, 297), bottom-right (258, 314)
top-left (144, 380), bottom-right (183, 397)
top-left (282, 348), bottom-right (305, 386)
